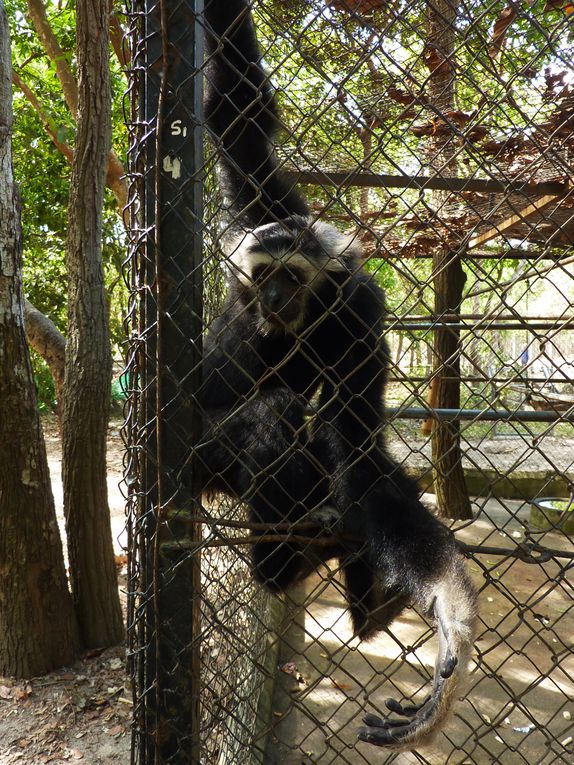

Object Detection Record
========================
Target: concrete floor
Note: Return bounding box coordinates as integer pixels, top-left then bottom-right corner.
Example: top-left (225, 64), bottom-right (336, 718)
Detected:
top-left (264, 497), bottom-right (574, 765)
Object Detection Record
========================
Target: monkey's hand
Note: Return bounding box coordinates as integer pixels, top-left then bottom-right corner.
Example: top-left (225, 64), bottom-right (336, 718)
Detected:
top-left (306, 504), bottom-right (342, 534)
top-left (357, 558), bottom-right (477, 750)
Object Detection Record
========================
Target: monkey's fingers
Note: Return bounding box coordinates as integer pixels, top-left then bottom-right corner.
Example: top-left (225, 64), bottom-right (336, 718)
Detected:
top-left (384, 695), bottom-right (432, 717)
top-left (357, 685), bottom-right (444, 748)
top-left (357, 701), bottom-right (437, 749)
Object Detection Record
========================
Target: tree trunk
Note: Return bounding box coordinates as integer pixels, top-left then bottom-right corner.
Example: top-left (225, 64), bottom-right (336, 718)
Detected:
top-left (395, 330), bottom-right (404, 369)
top-left (0, 0), bottom-right (79, 677)
top-left (425, 0), bottom-right (471, 519)
top-left (431, 250), bottom-right (471, 518)
top-left (61, 0), bottom-right (123, 647)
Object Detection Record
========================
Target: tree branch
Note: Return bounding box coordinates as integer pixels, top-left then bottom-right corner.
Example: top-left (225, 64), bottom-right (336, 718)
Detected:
top-left (12, 71), bottom-right (74, 162)
top-left (109, 10), bottom-right (128, 69)
top-left (24, 0), bottom-right (127, 214)
top-left (23, 299), bottom-right (66, 395)
top-left (26, 0), bottom-right (78, 117)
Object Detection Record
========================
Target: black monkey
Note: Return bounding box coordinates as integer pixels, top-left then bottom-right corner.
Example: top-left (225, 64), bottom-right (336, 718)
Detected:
top-left (195, 0), bottom-right (478, 750)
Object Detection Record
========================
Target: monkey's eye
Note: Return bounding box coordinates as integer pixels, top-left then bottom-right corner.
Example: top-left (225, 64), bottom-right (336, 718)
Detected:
top-left (284, 267), bottom-right (303, 285)
top-left (252, 264), bottom-right (273, 283)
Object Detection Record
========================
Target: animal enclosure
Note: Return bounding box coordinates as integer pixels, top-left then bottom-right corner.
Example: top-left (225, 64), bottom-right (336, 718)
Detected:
top-left (123, 1), bottom-right (574, 763)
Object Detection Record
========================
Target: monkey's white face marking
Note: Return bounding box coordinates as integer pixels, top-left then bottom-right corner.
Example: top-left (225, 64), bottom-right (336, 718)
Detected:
top-left (311, 220), bottom-right (362, 261)
top-left (224, 217), bottom-right (361, 286)
top-left (236, 251), bottom-right (319, 283)
top-left (256, 310), bottom-right (307, 337)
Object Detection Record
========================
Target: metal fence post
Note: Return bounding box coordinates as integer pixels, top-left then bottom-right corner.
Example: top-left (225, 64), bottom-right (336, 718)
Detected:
top-left (137, 0), bottom-right (204, 762)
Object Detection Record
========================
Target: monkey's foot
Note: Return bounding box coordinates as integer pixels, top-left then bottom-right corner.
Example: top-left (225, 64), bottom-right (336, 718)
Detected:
top-left (357, 653), bottom-right (458, 748)
top-left (357, 697), bottom-right (436, 748)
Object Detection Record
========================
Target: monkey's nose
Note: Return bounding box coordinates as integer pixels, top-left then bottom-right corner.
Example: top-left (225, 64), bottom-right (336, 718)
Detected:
top-left (263, 287), bottom-right (284, 312)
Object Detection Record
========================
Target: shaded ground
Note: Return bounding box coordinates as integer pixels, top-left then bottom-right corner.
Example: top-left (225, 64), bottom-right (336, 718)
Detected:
top-left (0, 418), bottom-right (129, 765)
top-left (1, 419), bottom-right (572, 764)
top-left (0, 648), bottom-right (131, 765)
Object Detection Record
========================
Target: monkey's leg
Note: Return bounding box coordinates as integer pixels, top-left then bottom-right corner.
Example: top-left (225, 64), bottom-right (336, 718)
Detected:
top-left (247, 439), bottom-right (333, 591)
top-left (196, 389), bottom-right (332, 590)
top-left (353, 481), bottom-right (477, 751)
top-left (357, 556), bottom-right (476, 749)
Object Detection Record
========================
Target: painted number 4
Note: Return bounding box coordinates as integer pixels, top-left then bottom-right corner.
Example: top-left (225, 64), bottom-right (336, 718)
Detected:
top-left (163, 155), bottom-right (182, 179)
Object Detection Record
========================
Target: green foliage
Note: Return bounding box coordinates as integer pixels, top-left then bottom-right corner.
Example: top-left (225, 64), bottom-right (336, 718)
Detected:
top-left (31, 351), bottom-right (57, 412)
top-left (364, 258), bottom-right (396, 293)
top-left (8, 0), bottom-right (128, 351)
top-left (8, 0), bottom-right (574, 398)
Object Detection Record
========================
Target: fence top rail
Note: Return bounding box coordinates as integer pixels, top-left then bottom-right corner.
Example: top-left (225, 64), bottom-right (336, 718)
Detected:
top-left (283, 170), bottom-right (569, 197)
top-left (386, 406), bottom-right (574, 422)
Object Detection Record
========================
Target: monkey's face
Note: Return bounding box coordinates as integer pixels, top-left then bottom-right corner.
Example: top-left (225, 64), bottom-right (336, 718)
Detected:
top-left (251, 262), bottom-right (309, 331)
top-left (227, 217), bottom-right (359, 333)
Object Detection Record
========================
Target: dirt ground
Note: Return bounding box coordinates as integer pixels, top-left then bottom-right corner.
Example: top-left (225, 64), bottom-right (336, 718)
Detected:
top-left (1, 418), bottom-right (572, 764)
top-left (0, 419), bottom-right (130, 765)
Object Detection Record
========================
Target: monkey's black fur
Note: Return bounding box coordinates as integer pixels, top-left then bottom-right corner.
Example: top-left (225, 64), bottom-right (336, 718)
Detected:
top-left (194, 0), bottom-right (477, 749)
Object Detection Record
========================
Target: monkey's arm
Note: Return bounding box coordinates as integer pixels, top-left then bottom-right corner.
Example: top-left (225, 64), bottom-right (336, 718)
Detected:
top-left (204, 0), bottom-right (308, 227)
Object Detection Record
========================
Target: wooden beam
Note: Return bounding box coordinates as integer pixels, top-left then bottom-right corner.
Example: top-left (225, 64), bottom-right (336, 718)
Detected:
top-left (283, 169), bottom-right (568, 197)
top-left (467, 247), bottom-right (564, 260)
top-left (376, 247), bottom-right (563, 260)
top-left (468, 194), bottom-right (560, 249)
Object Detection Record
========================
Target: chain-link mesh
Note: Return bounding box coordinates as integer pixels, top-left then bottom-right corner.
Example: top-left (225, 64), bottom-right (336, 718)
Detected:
top-left (124, 1), bottom-right (574, 763)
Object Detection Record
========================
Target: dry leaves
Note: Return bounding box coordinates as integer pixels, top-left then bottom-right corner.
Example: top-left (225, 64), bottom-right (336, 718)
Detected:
top-left (0, 648), bottom-right (130, 764)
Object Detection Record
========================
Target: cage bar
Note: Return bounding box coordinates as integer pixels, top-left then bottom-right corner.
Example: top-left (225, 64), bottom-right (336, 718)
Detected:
top-left (129, 0), bottom-right (204, 762)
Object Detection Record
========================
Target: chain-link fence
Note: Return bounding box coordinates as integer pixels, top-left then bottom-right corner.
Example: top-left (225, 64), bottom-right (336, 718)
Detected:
top-left (123, 1), bottom-right (574, 763)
